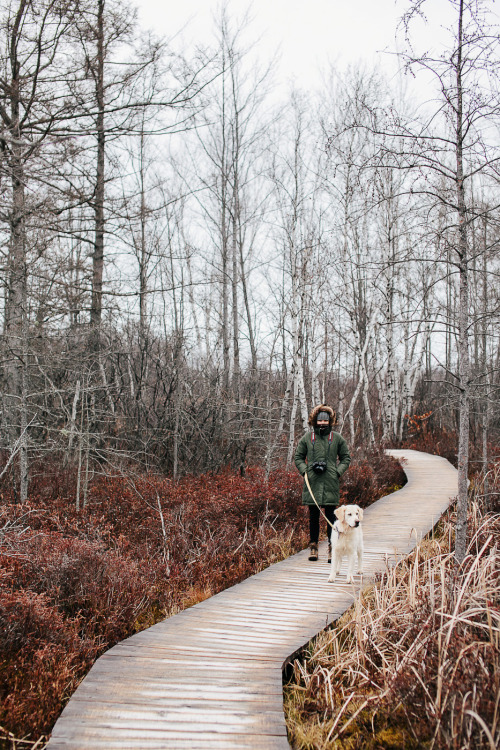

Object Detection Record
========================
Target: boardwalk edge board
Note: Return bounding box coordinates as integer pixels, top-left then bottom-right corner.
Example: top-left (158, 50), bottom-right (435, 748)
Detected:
top-left (47, 449), bottom-right (458, 749)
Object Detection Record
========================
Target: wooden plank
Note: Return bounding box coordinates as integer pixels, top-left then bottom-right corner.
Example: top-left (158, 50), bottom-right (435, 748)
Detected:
top-left (58, 701), bottom-right (286, 727)
top-left (73, 684), bottom-right (285, 703)
top-left (100, 653), bottom-right (278, 668)
top-left (48, 735), bottom-right (290, 749)
top-left (68, 696), bottom-right (282, 711)
top-left (50, 723), bottom-right (288, 738)
top-left (47, 449), bottom-right (458, 750)
top-left (102, 645), bottom-right (281, 662)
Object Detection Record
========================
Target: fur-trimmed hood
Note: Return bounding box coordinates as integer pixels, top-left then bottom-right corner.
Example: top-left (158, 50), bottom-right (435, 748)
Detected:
top-left (308, 404), bottom-right (336, 430)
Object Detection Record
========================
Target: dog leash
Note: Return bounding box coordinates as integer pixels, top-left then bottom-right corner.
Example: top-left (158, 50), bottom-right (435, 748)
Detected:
top-left (304, 472), bottom-right (336, 530)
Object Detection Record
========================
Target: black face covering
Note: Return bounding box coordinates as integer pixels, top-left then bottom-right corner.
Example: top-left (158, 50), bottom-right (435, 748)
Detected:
top-left (318, 425), bottom-right (329, 435)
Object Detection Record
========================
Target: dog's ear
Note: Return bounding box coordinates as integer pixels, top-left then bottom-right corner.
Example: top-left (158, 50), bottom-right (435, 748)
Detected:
top-left (357, 506), bottom-right (364, 521)
top-left (334, 505), bottom-right (348, 533)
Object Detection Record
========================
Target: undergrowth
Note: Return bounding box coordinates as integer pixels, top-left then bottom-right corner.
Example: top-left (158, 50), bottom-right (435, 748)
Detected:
top-left (284, 467), bottom-right (500, 749)
top-left (0, 449), bottom-right (403, 748)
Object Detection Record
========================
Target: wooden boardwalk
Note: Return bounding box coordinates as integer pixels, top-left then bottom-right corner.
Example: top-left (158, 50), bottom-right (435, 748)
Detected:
top-left (47, 449), bottom-right (458, 749)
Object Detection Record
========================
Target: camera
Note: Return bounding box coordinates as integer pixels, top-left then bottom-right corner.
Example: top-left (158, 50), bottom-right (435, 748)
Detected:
top-left (312, 461), bottom-right (327, 474)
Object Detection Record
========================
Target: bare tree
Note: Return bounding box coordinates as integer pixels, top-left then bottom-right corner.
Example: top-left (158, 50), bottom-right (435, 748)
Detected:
top-left (393, 0), bottom-right (500, 562)
top-left (269, 95), bottom-right (319, 461)
top-left (0, 0), bottom-right (78, 500)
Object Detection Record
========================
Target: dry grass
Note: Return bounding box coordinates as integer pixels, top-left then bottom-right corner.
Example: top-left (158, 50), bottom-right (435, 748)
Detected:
top-left (284, 496), bottom-right (500, 749)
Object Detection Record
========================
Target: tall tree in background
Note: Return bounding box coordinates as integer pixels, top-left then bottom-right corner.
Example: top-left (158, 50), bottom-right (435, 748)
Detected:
top-left (0, 0), bottom-right (77, 500)
top-left (190, 7), bottom-right (267, 388)
top-left (322, 69), bottom-right (384, 446)
top-left (70, 0), bottom-right (155, 343)
top-left (270, 96), bottom-right (314, 462)
top-left (184, 6), bottom-right (272, 470)
top-left (395, 0), bottom-right (500, 562)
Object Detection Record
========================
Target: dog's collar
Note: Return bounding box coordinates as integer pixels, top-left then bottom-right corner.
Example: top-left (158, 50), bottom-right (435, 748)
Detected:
top-left (333, 520), bottom-right (361, 535)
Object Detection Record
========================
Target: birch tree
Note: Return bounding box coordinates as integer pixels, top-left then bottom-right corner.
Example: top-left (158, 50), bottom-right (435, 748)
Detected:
top-left (322, 69), bottom-right (386, 445)
top-left (189, 8), bottom-right (268, 395)
top-left (269, 96), bottom-right (321, 461)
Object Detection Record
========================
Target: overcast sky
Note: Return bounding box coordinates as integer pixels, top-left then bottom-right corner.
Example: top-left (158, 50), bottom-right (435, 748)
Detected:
top-left (134, 0), bottom-right (457, 97)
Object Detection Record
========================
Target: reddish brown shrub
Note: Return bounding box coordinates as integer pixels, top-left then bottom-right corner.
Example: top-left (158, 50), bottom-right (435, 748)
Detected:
top-left (12, 534), bottom-right (158, 642)
top-left (0, 455), bottom-right (403, 747)
top-left (341, 449), bottom-right (406, 507)
top-left (0, 589), bottom-right (98, 739)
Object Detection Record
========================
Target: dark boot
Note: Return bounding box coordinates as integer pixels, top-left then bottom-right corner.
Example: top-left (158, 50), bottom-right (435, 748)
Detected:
top-left (328, 542), bottom-right (332, 564)
top-left (308, 543), bottom-right (318, 561)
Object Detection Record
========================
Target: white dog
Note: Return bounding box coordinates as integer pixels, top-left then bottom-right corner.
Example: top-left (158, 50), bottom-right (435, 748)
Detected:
top-left (328, 505), bottom-right (364, 583)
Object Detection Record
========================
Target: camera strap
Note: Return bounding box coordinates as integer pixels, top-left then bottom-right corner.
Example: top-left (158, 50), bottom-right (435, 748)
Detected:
top-left (311, 430), bottom-right (333, 463)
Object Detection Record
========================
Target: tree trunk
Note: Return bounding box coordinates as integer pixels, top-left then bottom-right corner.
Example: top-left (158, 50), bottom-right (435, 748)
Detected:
top-left (231, 185), bottom-right (240, 400)
top-left (138, 130), bottom-right (148, 348)
top-left (348, 375), bottom-right (362, 445)
top-left (19, 314), bottom-right (28, 503)
top-left (172, 381), bottom-right (181, 481)
top-left (220, 53), bottom-right (230, 392)
top-left (67, 379), bottom-right (81, 460)
top-left (90, 0), bottom-right (106, 337)
top-left (455, 0), bottom-right (471, 565)
top-left (361, 361), bottom-right (375, 446)
top-left (286, 390), bottom-right (298, 465)
top-left (4, 41), bottom-right (29, 499)
top-left (481, 223), bottom-right (489, 507)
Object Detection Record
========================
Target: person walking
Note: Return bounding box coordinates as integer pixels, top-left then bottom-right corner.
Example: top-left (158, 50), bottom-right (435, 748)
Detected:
top-left (294, 404), bottom-right (351, 561)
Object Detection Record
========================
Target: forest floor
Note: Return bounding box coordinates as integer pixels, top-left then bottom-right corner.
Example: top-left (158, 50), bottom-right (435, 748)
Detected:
top-left (284, 439), bottom-right (500, 750)
top-left (0, 448), bottom-right (404, 749)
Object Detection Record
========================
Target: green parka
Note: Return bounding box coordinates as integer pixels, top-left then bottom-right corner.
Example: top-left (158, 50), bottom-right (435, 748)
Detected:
top-left (294, 428), bottom-right (351, 506)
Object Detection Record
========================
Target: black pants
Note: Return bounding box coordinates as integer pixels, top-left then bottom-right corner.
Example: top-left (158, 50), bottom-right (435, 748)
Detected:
top-left (309, 505), bottom-right (335, 544)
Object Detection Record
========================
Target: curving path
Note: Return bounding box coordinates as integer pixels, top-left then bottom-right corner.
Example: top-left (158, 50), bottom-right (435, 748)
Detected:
top-left (47, 449), bottom-right (457, 749)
